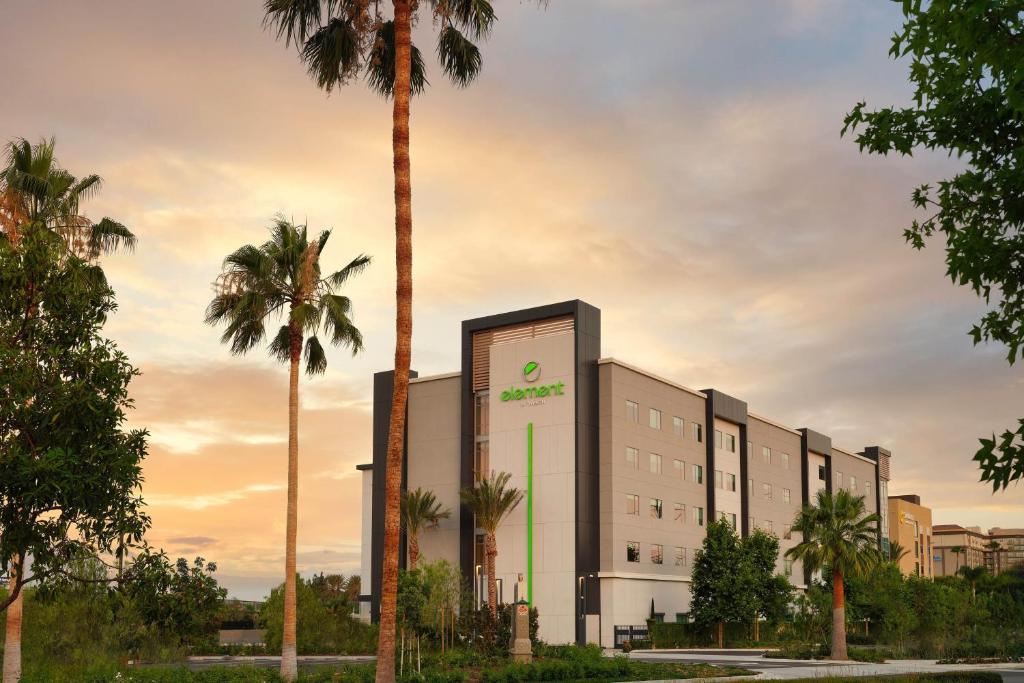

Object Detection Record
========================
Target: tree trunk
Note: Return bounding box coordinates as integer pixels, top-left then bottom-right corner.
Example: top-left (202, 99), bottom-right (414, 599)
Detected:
top-left (375, 3), bottom-right (414, 683)
top-left (717, 621), bottom-right (724, 649)
top-left (280, 332), bottom-right (302, 683)
top-left (486, 532), bottom-right (498, 620)
top-left (3, 562), bottom-right (23, 683)
top-left (409, 533), bottom-right (419, 571)
top-left (830, 568), bottom-right (848, 661)
top-left (753, 615), bottom-right (760, 642)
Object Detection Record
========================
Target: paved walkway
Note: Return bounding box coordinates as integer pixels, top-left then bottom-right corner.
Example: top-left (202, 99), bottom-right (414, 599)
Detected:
top-left (626, 649), bottom-right (1024, 681)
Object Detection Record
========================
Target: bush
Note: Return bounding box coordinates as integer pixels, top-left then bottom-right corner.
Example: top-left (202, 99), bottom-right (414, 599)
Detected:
top-left (261, 575), bottom-right (377, 655)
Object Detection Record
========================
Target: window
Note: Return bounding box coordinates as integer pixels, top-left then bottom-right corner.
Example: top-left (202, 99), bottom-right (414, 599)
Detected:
top-left (728, 512), bottom-right (737, 527)
top-left (714, 470), bottom-right (723, 489)
top-left (625, 446), bottom-right (639, 469)
top-left (673, 416), bottom-right (684, 437)
top-left (650, 453), bottom-right (662, 474)
top-left (781, 452), bottom-right (790, 470)
top-left (865, 482), bottom-right (872, 499)
top-left (784, 558), bottom-right (794, 576)
top-left (474, 441), bottom-right (490, 483)
top-left (818, 464), bottom-right (826, 481)
top-left (651, 544), bottom-right (663, 565)
top-left (715, 429), bottom-right (723, 449)
top-left (850, 475), bottom-right (857, 490)
top-left (692, 464), bottom-right (703, 484)
top-left (693, 506), bottom-right (705, 526)
top-left (649, 498), bottom-right (663, 519)
top-left (763, 482), bottom-right (773, 501)
top-left (626, 494), bottom-right (640, 516)
top-left (763, 520), bottom-right (773, 533)
top-left (693, 423), bottom-right (703, 443)
top-left (762, 446), bottom-right (772, 464)
top-left (673, 459), bottom-right (685, 479)
top-left (725, 434), bottom-right (736, 452)
top-left (783, 524), bottom-right (792, 540)
top-left (727, 473), bottom-right (737, 492)
top-left (673, 502), bottom-right (685, 522)
top-left (748, 516), bottom-right (755, 530)
top-left (626, 400), bottom-right (639, 422)
top-left (674, 547), bottom-right (685, 567)
top-left (626, 542), bottom-right (640, 563)
top-left (783, 488), bottom-right (791, 504)
top-left (747, 440), bottom-right (753, 454)
top-left (649, 408), bottom-right (662, 430)
top-left (835, 471), bottom-right (843, 490)
top-left (748, 478), bottom-right (754, 497)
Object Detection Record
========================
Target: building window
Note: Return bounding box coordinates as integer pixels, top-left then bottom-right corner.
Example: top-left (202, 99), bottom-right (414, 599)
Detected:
top-left (650, 498), bottom-right (663, 519)
top-left (627, 542), bottom-right (640, 563)
top-left (693, 507), bottom-right (705, 526)
top-left (714, 469), bottom-right (723, 489)
top-left (748, 478), bottom-right (754, 497)
top-left (763, 520), bottom-right (773, 533)
top-left (650, 453), bottom-right (662, 474)
top-left (626, 400), bottom-right (639, 423)
top-left (693, 423), bottom-right (703, 443)
top-left (715, 429), bottom-right (723, 449)
top-left (674, 502), bottom-right (685, 522)
top-left (818, 465), bottom-right (826, 481)
top-left (675, 547), bottom-right (685, 567)
top-left (651, 544), bottom-right (664, 565)
top-left (748, 516), bottom-right (755, 530)
top-left (781, 452), bottom-right (790, 469)
top-left (763, 446), bottom-right (772, 464)
top-left (850, 475), bottom-right (857, 490)
top-left (649, 408), bottom-right (662, 430)
top-left (692, 464), bottom-right (703, 484)
top-left (626, 494), bottom-right (639, 515)
top-left (763, 483), bottom-right (773, 501)
top-left (783, 524), bottom-right (792, 540)
top-left (726, 434), bottom-right (736, 452)
top-left (784, 559), bottom-right (794, 576)
top-left (747, 440), bottom-right (753, 454)
top-left (474, 441), bottom-right (490, 483)
top-left (673, 416), bottom-right (684, 437)
top-left (727, 473), bottom-right (737, 492)
top-left (729, 512), bottom-right (737, 527)
top-left (783, 488), bottom-right (791, 504)
top-left (865, 482), bottom-right (872, 499)
top-left (673, 459), bottom-right (685, 479)
top-left (625, 446), bottom-right (639, 469)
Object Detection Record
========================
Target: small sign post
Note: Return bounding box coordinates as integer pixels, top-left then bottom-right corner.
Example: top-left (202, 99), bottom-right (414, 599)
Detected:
top-left (510, 599), bottom-right (532, 663)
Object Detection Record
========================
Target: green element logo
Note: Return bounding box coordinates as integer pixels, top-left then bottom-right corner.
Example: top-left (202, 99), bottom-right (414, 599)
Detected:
top-left (523, 361), bottom-right (540, 382)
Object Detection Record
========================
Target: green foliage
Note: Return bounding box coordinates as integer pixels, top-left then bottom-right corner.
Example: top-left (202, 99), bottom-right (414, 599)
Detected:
top-left (260, 575), bottom-right (378, 655)
top-left (0, 226), bottom-right (149, 605)
top-left (842, 0), bottom-right (1024, 488)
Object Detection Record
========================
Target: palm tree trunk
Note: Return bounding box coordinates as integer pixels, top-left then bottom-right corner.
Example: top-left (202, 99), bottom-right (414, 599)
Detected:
top-left (830, 568), bottom-right (848, 660)
top-left (409, 533), bottom-right (419, 571)
top-left (281, 336), bottom-right (301, 683)
top-left (486, 532), bottom-right (498, 620)
top-left (717, 621), bottom-right (723, 649)
top-left (3, 561), bottom-right (22, 683)
top-left (375, 3), bottom-right (414, 683)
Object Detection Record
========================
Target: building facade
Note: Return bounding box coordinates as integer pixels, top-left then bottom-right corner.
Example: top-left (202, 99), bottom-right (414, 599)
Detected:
top-left (887, 495), bottom-right (933, 577)
top-left (357, 301), bottom-right (893, 646)
top-left (932, 525), bottom-right (1024, 577)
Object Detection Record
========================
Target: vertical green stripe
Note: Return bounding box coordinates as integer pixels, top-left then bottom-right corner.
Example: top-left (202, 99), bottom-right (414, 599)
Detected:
top-left (527, 421), bottom-right (534, 606)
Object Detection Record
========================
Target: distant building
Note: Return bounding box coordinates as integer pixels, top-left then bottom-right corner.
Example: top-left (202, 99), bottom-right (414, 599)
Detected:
top-left (986, 528), bottom-right (1024, 575)
top-left (930, 524), bottom-right (1021, 577)
top-left (887, 494), bottom-right (932, 578)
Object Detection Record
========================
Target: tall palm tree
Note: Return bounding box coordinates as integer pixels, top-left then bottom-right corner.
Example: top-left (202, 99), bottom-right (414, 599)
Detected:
top-left (888, 541), bottom-right (910, 564)
top-left (206, 217), bottom-right (369, 682)
top-left (950, 545), bottom-right (965, 574)
top-left (460, 471), bottom-right (524, 620)
top-left (985, 540), bottom-right (1002, 574)
top-left (260, 4), bottom-right (540, 679)
top-left (786, 489), bottom-right (880, 661)
top-left (1, 137), bottom-right (134, 683)
top-left (958, 565), bottom-right (987, 602)
top-left (401, 488), bottom-right (451, 570)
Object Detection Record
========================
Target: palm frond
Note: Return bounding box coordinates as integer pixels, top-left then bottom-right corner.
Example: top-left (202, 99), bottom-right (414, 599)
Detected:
top-left (325, 253), bottom-right (371, 289)
top-left (304, 335), bottom-right (328, 375)
top-left (322, 294), bottom-right (363, 352)
top-left (263, 0), bottom-right (326, 47)
top-left (269, 324), bottom-right (293, 363)
top-left (366, 20), bottom-right (428, 99)
top-left (447, 0), bottom-right (496, 39)
top-left (437, 25), bottom-right (482, 88)
top-left (291, 301), bottom-right (322, 335)
top-left (302, 17), bottom-right (363, 92)
top-left (87, 218), bottom-right (136, 255)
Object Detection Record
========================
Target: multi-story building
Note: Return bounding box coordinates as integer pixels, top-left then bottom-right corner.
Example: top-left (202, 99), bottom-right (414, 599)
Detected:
top-left (356, 300), bottom-right (894, 646)
top-left (987, 528), bottom-right (1024, 574)
top-left (933, 524), bottom-right (989, 577)
top-left (887, 495), bottom-right (932, 577)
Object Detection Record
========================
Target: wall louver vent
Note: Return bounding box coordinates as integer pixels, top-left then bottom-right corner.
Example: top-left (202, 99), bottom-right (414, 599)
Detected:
top-left (471, 315), bottom-right (574, 391)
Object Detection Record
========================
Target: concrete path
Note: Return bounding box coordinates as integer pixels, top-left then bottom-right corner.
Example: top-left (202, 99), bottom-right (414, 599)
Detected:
top-left (626, 649), bottom-right (1024, 681)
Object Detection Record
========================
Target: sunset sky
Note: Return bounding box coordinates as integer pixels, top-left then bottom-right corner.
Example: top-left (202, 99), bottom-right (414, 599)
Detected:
top-left (2, 0), bottom-right (1020, 600)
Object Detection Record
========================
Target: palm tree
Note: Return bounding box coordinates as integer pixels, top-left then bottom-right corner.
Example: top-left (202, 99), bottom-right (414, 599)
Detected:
top-left (460, 471), bottom-right (524, 620)
top-left (888, 541), bottom-right (910, 564)
top-left (260, 4), bottom-right (540, 679)
top-left (402, 488), bottom-right (451, 570)
top-left (1, 137), bottom-right (134, 683)
top-left (786, 489), bottom-right (880, 660)
top-left (206, 217), bottom-right (369, 682)
top-left (950, 545), bottom-right (965, 574)
top-left (985, 540), bottom-right (1002, 574)
top-left (958, 565), bottom-right (987, 602)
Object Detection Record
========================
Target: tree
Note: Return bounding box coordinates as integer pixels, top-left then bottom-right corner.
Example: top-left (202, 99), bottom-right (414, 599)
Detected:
top-left (260, 4), bottom-right (545, 679)
top-left (842, 1), bottom-right (1024, 489)
top-left (1, 230), bottom-right (149, 683)
top-left (741, 529), bottom-right (792, 641)
top-left (206, 217), bottom-right (369, 681)
top-left (950, 545), bottom-right (966, 574)
top-left (959, 565), bottom-right (988, 602)
top-left (691, 519), bottom-right (755, 648)
top-left (261, 575), bottom-right (378, 656)
top-left (459, 472), bottom-right (523, 621)
top-left (1, 137), bottom-right (138, 683)
top-left (786, 489), bottom-right (880, 660)
top-left (402, 488), bottom-right (451, 570)
top-left (889, 541), bottom-right (911, 564)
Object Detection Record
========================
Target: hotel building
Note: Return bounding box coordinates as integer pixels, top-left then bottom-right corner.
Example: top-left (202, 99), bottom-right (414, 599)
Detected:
top-left (933, 525), bottom-right (1024, 577)
top-left (887, 494), bottom-right (933, 578)
top-left (357, 300), bottom-right (893, 646)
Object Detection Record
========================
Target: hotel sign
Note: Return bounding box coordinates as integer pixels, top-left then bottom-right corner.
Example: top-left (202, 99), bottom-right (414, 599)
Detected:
top-left (500, 361), bottom-right (566, 402)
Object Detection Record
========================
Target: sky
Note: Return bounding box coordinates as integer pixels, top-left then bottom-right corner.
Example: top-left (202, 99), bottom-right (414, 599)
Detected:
top-left (2, 0), bottom-right (1020, 600)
